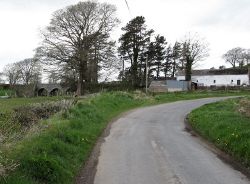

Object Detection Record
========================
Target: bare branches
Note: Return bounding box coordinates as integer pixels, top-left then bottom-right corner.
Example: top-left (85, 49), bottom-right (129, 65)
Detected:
top-left (3, 63), bottom-right (21, 86)
top-left (222, 47), bottom-right (248, 68)
top-left (181, 33), bottom-right (209, 65)
top-left (3, 59), bottom-right (41, 86)
top-left (181, 33), bottom-right (209, 81)
top-left (17, 58), bottom-right (41, 85)
top-left (36, 1), bottom-right (119, 95)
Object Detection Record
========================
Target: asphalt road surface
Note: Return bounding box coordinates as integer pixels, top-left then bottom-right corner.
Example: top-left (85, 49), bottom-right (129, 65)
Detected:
top-left (94, 97), bottom-right (250, 184)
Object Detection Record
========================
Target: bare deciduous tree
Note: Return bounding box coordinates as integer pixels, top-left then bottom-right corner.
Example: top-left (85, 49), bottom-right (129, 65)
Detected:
top-left (3, 59), bottom-right (41, 86)
top-left (3, 63), bottom-right (21, 86)
top-left (36, 1), bottom-right (119, 95)
top-left (181, 33), bottom-right (209, 81)
top-left (98, 41), bottom-right (121, 82)
top-left (242, 49), bottom-right (250, 67)
top-left (17, 58), bottom-right (41, 85)
top-left (222, 47), bottom-right (245, 68)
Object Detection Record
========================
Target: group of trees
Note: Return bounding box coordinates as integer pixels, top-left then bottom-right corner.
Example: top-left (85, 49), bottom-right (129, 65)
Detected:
top-left (3, 58), bottom-right (41, 86)
top-left (223, 47), bottom-right (250, 68)
top-left (1, 1), bottom-right (210, 94)
top-left (118, 16), bottom-right (209, 88)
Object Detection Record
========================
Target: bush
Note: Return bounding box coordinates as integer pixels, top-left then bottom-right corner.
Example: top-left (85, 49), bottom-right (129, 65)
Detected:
top-left (0, 87), bottom-right (14, 96)
top-left (13, 99), bottom-right (77, 127)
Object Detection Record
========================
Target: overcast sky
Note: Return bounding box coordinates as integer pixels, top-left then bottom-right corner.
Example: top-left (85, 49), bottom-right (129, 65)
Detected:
top-left (0, 0), bottom-right (250, 72)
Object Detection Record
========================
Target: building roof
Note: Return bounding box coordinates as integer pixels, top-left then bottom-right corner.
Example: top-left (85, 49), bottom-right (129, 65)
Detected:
top-left (177, 68), bottom-right (249, 76)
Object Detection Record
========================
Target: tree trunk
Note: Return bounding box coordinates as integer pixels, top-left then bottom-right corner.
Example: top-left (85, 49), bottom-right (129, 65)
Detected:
top-left (132, 48), bottom-right (139, 88)
top-left (76, 75), bottom-right (82, 96)
top-left (185, 60), bottom-right (192, 81)
top-left (157, 63), bottom-right (160, 79)
top-left (76, 56), bottom-right (88, 96)
top-left (77, 69), bottom-right (85, 96)
top-left (172, 59), bottom-right (176, 78)
top-left (139, 58), bottom-right (143, 86)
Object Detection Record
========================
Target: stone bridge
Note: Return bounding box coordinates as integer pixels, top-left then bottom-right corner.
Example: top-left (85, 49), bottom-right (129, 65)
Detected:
top-left (36, 84), bottom-right (65, 96)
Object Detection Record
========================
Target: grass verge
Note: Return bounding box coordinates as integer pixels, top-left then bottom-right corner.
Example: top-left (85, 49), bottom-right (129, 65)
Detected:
top-left (1, 90), bottom-right (250, 183)
top-left (189, 97), bottom-right (250, 169)
top-left (1, 92), bottom-right (146, 183)
top-left (0, 96), bottom-right (74, 147)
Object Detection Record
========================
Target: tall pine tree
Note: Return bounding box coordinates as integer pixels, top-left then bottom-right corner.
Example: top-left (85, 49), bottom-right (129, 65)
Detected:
top-left (118, 16), bottom-right (154, 87)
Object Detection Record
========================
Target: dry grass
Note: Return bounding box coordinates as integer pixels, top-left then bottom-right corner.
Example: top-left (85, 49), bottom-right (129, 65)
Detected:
top-left (238, 98), bottom-right (250, 117)
top-left (0, 151), bottom-right (19, 179)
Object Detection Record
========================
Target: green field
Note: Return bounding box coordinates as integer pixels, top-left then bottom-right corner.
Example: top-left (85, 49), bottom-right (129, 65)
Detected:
top-left (189, 97), bottom-right (250, 169)
top-left (1, 90), bottom-right (250, 183)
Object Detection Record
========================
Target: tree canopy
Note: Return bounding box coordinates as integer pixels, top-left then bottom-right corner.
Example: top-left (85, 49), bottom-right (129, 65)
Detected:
top-left (118, 16), bottom-right (154, 87)
top-left (36, 1), bottom-right (119, 95)
top-left (181, 33), bottom-right (209, 81)
top-left (223, 47), bottom-right (250, 68)
top-left (3, 58), bottom-right (41, 86)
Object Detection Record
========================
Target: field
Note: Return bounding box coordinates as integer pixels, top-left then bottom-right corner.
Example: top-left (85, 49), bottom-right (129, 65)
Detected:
top-left (1, 90), bottom-right (250, 183)
top-left (0, 96), bottom-right (68, 113)
top-left (189, 97), bottom-right (250, 168)
top-left (1, 90), bottom-right (249, 112)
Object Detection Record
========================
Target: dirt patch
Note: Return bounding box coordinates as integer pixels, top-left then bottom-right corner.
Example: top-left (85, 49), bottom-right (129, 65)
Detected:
top-left (184, 115), bottom-right (250, 180)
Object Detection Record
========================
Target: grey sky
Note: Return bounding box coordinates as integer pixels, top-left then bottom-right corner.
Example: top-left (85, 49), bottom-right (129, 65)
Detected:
top-left (0, 0), bottom-right (250, 71)
top-left (198, 0), bottom-right (250, 29)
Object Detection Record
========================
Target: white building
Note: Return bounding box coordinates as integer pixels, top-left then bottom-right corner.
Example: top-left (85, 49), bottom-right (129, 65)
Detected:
top-left (177, 68), bottom-right (250, 87)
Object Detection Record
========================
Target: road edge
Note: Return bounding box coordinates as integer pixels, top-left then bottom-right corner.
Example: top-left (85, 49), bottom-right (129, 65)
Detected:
top-left (75, 109), bottom-right (136, 184)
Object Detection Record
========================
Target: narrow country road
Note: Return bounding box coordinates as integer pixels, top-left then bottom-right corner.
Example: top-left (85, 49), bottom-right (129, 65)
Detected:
top-left (94, 97), bottom-right (249, 184)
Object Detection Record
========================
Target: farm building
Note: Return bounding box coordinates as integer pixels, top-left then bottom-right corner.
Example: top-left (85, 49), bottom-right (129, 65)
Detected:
top-left (149, 80), bottom-right (189, 92)
top-left (176, 68), bottom-right (250, 87)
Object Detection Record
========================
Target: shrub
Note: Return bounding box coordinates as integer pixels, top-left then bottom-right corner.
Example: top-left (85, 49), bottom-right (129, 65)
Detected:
top-left (0, 87), bottom-right (14, 96)
top-left (238, 98), bottom-right (250, 117)
top-left (12, 99), bottom-right (77, 127)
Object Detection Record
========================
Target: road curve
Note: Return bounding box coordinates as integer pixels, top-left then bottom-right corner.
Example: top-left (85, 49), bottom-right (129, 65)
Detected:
top-left (94, 97), bottom-right (249, 184)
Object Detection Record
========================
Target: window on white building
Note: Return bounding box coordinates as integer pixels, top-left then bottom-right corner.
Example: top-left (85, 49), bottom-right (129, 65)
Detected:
top-left (213, 80), bottom-right (216, 84)
top-left (237, 80), bottom-right (241, 86)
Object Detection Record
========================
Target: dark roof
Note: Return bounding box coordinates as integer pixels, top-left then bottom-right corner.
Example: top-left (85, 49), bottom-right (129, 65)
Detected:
top-left (153, 77), bottom-right (176, 81)
top-left (177, 68), bottom-right (249, 76)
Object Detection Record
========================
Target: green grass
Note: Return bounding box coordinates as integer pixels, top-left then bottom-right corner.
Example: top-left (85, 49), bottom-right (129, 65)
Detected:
top-left (0, 88), bottom-right (14, 97)
top-left (189, 97), bottom-right (250, 169)
top-left (0, 96), bottom-right (68, 113)
top-left (154, 90), bottom-right (250, 103)
top-left (1, 92), bottom-right (145, 184)
top-left (0, 96), bottom-right (72, 138)
top-left (1, 90), bottom-right (250, 183)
